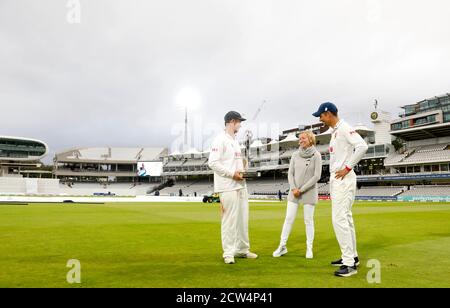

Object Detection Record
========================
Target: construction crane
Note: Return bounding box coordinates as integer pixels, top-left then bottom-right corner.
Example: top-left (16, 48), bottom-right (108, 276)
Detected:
top-left (244, 100), bottom-right (267, 170)
top-left (252, 100), bottom-right (267, 121)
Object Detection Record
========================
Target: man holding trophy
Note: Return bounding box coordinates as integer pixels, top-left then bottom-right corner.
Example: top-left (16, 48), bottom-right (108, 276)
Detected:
top-left (208, 111), bottom-right (258, 265)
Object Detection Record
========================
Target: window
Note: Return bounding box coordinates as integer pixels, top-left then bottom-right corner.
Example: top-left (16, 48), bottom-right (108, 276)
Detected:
top-left (391, 123), bottom-right (402, 131)
top-left (366, 147), bottom-right (375, 157)
top-left (444, 113), bottom-right (450, 122)
top-left (427, 115), bottom-right (436, 123)
top-left (415, 118), bottom-right (426, 125)
top-left (419, 101), bottom-right (429, 110)
top-left (424, 165), bottom-right (431, 172)
top-left (404, 105), bottom-right (416, 116)
top-left (428, 99), bottom-right (438, 108)
top-left (375, 145), bottom-right (385, 155)
top-left (441, 164), bottom-right (449, 172)
top-left (440, 96), bottom-right (450, 106)
top-left (432, 165), bottom-right (440, 172)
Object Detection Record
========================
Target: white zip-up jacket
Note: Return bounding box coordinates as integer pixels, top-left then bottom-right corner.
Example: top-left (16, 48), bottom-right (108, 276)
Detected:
top-left (208, 131), bottom-right (246, 193)
top-left (329, 119), bottom-right (368, 174)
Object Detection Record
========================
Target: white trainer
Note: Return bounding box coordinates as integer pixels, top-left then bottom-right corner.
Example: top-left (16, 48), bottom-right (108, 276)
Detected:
top-left (272, 246), bottom-right (288, 258)
top-left (306, 248), bottom-right (313, 259)
top-left (236, 252), bottom-right (258, 259)
top-left (224, 257), bottom-right (235, 264)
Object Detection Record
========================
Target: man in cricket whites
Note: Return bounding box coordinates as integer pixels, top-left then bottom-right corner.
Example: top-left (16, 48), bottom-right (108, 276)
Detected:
top-left (208, 111), bottom-right (258, 264)
top-left (312, 102), bottom-right (368, 277)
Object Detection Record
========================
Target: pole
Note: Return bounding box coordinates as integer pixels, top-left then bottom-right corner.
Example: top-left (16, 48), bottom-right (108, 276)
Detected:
top-left (184, 106), bottom-right (188, 151)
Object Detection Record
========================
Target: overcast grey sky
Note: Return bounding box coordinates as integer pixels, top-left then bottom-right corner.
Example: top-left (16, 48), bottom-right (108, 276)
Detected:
top-left (1, 0), bottom-right (450, 163)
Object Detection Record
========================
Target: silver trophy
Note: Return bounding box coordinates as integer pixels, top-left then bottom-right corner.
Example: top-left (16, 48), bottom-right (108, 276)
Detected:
top-left (242, 129), bottom-right (261, 179)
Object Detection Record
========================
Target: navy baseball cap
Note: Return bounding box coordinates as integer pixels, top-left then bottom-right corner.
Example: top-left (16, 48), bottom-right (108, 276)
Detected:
top-left (312, 102), bottom-right (338, 117)
top-left (224, 111), bottom-right (246, 123)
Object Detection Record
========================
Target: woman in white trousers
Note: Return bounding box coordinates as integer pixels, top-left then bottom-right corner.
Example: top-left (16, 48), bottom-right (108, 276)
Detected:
top-left (273, 131), bottom-right (322, 259)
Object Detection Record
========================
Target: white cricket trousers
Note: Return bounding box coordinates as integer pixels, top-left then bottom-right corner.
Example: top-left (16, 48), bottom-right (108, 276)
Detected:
top-left (219, 188), bottom-right (250, 258)
top-left (280, 201), bottom-right (315, 249)
top-left (330, 171), bottom-right (358, 267)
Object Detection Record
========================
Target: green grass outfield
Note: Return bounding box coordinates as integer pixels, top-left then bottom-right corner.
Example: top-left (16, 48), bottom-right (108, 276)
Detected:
top-left (0, 201), bottom-right (449, 288)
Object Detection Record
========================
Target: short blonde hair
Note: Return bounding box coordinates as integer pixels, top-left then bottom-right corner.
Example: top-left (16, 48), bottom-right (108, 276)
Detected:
top-left (299, 130), bottom-right (316, 146)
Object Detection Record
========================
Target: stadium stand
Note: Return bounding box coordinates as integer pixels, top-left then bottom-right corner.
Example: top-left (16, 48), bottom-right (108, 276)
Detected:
top-left (183, 158), bottom-right (208, 167)
top-left (251, 151), bottom-right (281, 163)
top-left (399, 185), bottom-right (450, 197)
top-left (401, 144), bottom-right (450, 164)
top-left (318, 183), bottom-right (330, 195)
top-left (4, 93), bottom-right (450, 201)
top-left (158, 180), bottom-right (214, 196)
top-left (356, 186), bottom-right (405, 197)
top-left (384, 152), bottom-right (410, 165)
top-left (58, 182), bottom-right (158, 196)
top-left (0, 177), bottom-right (60, 195)
top-left (246, 179), bottom-right (289, 195)
top-left (279, 149), bottom-right (297, 159)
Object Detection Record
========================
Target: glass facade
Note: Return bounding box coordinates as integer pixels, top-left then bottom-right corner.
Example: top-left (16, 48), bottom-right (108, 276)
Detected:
top-left (364, 144), bottom-right (390, 158)
top-left (400, 94), bottom-right (450, 117)
top-left (0, 138), bottom-right (47, 159)
top-left (391, 114), bottom-right (438, 131)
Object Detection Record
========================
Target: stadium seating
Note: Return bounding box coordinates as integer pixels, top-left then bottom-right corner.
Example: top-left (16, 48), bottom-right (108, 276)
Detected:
top-left (317, 184), bottom-right (406, 197)
top-left (318, 183), bottom-right (330, 195)
top-left (164, 160), bottom-right (186, 167)
top-left (0, 177), bottom-right (26, 194)
top-left (401, 144), bottom-right (450, 163)
top-left (399, 185), bottom-right (450, 197)
top-left (37, 179), bottom-right (61, 194)
top-left (279, 149), bottom-right (297, 159)
top-left (251, 152), bottom-right (281, 163)
top-left (356, 186), bottom-right (405, 197)
top-left (158, 180), bottom-right (214, 196)
top-left (385, 143), bottom-right (450, 165)
top-left (0, 177), bottom-right (60, 195)
top-left (384, 152), bottom-right (409, 165)
top-left (61, 147), bottom-right (166, 161)
top-left (58, 182), bottom-right (158, 196)
top-left (183, 158), bottom-right (208, 167)
top-left (246, 179), bottom-right (289, 195)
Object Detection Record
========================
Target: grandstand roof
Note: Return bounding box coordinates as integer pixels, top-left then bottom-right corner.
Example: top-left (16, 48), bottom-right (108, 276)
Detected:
top-left (279, 133), bottom-right (298, 143)
top-left (55, 147), bottom-right (167, 163)
top-left (250, 140), bottom-right (265, 148)
top-left (390, 122), bottom-right (450, 141)
top-left (269, 139), bottom-right (279, 145)
top-left (184, 148), bottom-right (201, 155)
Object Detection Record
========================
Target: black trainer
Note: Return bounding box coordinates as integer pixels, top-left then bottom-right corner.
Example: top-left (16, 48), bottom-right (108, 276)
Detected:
top-left (334, 265), bottom-right (358, 277)
top-left (331, 257), bottom-right (360, 267)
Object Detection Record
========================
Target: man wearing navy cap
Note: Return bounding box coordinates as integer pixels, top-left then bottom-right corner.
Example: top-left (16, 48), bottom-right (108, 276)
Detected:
top-left (313, 102), bottom-right (368, 277)
top-left (208, 111), bottom-right (258, 264)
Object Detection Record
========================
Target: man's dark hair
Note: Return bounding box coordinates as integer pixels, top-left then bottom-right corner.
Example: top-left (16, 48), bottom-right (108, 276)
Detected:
top-left (329, 111), bottom-right (338, 117)
top-left (225, 119), bottom-right (238, 126)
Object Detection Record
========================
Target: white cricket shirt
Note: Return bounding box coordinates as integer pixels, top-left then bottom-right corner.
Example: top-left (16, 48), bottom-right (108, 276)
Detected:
top-left (329, 119), bottom-right (369, 174)
top-left (208, 131), bottom-right (246, 193)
